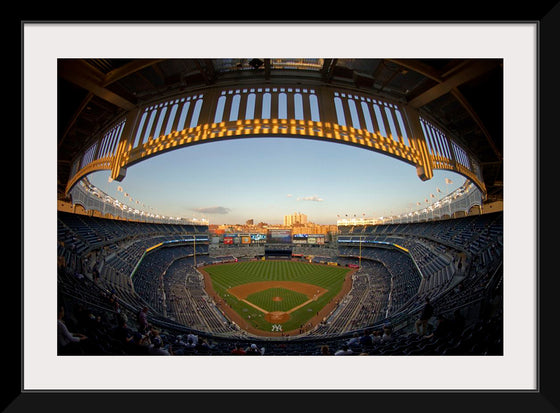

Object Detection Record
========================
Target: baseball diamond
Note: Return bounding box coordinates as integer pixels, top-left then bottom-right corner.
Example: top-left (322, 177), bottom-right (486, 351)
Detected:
top-left (199, 260), bottom-right (354, 336)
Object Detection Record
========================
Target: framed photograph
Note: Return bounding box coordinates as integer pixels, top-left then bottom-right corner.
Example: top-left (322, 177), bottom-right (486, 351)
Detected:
top-left (19, 11), bottom-right (557, 411)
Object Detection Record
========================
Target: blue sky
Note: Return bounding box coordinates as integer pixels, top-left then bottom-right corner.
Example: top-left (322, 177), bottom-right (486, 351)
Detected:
top-left (88, 137), bottom-right (465, 225)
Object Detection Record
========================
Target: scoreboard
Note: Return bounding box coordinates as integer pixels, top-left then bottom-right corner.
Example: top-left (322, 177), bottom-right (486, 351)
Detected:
top-left (293, 233), bottom-right (325, 245)
top-left (266, 229), bottom-right (292, 244)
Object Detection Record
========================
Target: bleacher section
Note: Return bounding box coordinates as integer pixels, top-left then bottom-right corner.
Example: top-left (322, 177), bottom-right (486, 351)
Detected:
top-left (57, 211), bottom-right (503, 356)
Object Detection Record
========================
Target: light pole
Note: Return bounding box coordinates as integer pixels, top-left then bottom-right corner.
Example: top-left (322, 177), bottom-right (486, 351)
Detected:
top-left (359, 235), bottom-right (362, 270)
top-left (193, 233), bottom-right (197, 267)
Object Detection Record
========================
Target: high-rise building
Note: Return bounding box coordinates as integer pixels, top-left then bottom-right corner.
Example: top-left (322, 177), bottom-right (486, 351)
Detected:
top-left (283, 212), bottom-right (308, 226)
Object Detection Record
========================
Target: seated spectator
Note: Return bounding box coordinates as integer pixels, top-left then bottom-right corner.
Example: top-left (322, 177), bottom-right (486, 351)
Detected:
top-left (195, 338), bottom-right (213, 353)
top-left (334, 345), bottom-right (353, 355)
top-left (425, 314), bottom-right (453, 340)
top-left (111, 314), bottom-right (135, 352)
top-left (359, 331), bottom-right (373, 347)
top-left (186, 333), bottom-right (199, 346)
top-left (134, 331), bottom-right (151, 346)
top-left (371, 330), bottom-right (382, 343)
top-left (184, 338), bottom-right (197, 348)
top-left (82, 312), bottom-right (112, 354)
top-left (245, 343), bottom-right (263, 355)
top-left (231, 343), bottom-right (246, 355)
top-left (174, 335), bottom-right (187, 346)
top-left (382, 324), bottom-right (393, 341)
top-left (148, 336), bottom-right (172, 355)
top-left (415, 297), bottom-right (434, 336)
top-left (137, 306), bottom-right (149, 334)
top-left (319, 345), bottom-right (331, 355)
top-left (58, 305), bottom-right (88, 355)
top-left (347, 333), bottom-right (360, 347)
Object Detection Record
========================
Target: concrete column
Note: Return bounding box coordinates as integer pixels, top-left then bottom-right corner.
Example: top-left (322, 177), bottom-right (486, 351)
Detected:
top-left (401, 105), bottom-right (434, 182)
top-left (111, 108), bottom-right (142, 182)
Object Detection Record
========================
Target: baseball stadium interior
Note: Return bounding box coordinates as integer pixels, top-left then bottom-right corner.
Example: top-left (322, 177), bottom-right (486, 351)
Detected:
top-left (56, 58), bottom-right (504, 356)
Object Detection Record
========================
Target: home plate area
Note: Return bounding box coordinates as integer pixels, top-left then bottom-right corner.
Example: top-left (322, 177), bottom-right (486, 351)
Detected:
top-left (227, 281), bottom-right (328, 326)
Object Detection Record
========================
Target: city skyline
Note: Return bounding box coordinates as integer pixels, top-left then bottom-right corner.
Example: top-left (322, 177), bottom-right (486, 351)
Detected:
top-left (88, 136), bottom-right (466, 225)
top-left (283, 212), bottom-right (308, 227)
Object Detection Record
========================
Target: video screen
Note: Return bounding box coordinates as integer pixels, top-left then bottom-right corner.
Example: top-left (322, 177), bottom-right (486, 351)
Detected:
top-left (292, 234), bottom-right (308, 244)
top-left (266, 229), bottom-right (292, 244)
top-left (251, 234), bottom-right (266, 242)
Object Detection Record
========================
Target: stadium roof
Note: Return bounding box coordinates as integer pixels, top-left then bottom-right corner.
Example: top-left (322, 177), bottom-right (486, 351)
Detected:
top-left (57, 58), bottom-right (504, 203)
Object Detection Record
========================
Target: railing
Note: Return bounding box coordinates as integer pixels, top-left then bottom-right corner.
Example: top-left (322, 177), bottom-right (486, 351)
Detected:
top-left (68, 178), bottom-right (203, 224)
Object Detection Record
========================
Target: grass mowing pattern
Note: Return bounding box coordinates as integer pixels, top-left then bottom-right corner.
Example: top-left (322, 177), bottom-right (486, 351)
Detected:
top-left (204, 260), bottom-right (351, 332)
top-left (247, 288), bottom-right (309, 312)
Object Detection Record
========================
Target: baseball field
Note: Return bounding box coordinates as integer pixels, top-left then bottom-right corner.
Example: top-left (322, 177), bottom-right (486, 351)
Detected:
top-left (200, 260), bottom-right (354, 336)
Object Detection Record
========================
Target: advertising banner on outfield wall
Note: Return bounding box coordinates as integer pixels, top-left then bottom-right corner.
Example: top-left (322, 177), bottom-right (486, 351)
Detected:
top-left (308, 234), bottom-right (325, 245)
top-left (293, 234), bottom-right (308, 244)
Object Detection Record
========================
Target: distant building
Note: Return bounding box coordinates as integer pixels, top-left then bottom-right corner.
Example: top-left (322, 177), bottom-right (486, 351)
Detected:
top-left (284, 212), bottom-right (308, 226)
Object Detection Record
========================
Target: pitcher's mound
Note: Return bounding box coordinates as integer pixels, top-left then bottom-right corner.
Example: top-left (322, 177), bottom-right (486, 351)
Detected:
top-left (265, 311), bottom-right (290, 323)
top-left (272, 296), bottom-right (282, 302)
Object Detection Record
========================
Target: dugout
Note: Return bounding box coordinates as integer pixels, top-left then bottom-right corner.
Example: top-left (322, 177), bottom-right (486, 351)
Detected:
top-left (264, 248), bottom-right (292, 259)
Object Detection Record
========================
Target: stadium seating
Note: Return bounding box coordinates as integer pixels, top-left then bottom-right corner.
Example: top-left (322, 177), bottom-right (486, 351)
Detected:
top-left (57, 211), bottom-right (503, 356)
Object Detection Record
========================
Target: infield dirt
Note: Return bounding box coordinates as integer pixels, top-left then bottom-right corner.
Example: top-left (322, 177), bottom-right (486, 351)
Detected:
top-left (199, 260), bottom-right (355, 337)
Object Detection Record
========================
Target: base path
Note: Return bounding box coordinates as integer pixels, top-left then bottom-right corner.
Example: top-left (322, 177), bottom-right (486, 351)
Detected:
top-left (230, 281), bottom-right (328, 325)
top-left (199, 263), bottom-right (355, 337)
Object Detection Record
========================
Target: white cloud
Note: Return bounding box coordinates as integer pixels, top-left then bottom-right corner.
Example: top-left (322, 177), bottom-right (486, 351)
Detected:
top-left (192, 206), bottom-right (231, 214)
top-left (297, 195), bottom-right (324, 202)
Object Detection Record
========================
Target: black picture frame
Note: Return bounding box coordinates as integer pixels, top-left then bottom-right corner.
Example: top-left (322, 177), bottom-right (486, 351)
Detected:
top-left (15, 7), bottom-right (559, 412)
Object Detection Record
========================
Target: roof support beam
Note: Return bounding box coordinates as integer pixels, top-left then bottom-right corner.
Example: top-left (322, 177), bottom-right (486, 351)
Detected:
top-left (389, 59), bottom-right (502, 161)
top-left (407, 60), bottom-right (499, 108)
top-left (102, 59), bottom-right (165, 87)
top-left (59, 59), bottom-right (137, 110)
top-left (321, 59), bottom-right (337, 82)
top-left (264, 59), bottom-right (271, 80)
top-left (59, 59), bottom-right (163, 150)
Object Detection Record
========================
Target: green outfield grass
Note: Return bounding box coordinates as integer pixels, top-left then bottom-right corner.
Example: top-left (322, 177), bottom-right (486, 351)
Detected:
top-left (203, 260), bottom-right (351, 333)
